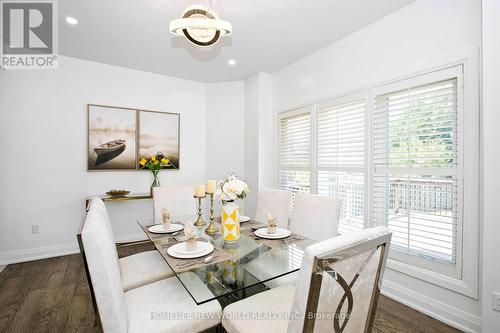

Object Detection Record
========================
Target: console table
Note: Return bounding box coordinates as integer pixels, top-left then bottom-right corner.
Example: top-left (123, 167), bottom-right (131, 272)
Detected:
top-left (83, 193), bottom-right (154, 247)
top-left (85, 193), bottom-right (151, 210)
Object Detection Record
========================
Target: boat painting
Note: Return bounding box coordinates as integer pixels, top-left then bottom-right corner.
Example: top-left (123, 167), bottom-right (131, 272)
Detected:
top-left (93, 139), bottom-right (126, 166)
top-left (94, 139), bottom-right (126, 155)
top-left (88, 105), bottom-right (137, 170)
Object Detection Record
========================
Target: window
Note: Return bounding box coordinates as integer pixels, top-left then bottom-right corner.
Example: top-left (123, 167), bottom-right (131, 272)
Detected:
top-left (277, 62), bottom-right (480, 294)
top-left (372, 66), bottom-right (462, 277)
top-left (278, 107), bottom-right (312, 197)
top-left (317, 97), bottom-right (367, 234)
top-left (278, 97), bottom-right (367, 230)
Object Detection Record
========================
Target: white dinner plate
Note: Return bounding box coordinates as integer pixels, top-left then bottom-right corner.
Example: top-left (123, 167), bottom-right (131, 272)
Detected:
top-left (148, 223), bottom-right (184, 234)
top-left (167, 242), bottom-right (214, 259)
top-left (170, 241), bottom-right (211, 255)
top-left (255, 227), bottom-right (292, 239)
top-left (239, 215), bottom-right (251, 223)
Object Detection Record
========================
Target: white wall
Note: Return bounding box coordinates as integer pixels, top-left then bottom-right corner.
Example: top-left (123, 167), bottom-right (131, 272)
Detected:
top-left (243, 74), bottom-right (260, 215)
top-left (481, 0), bottom-right (500, 331)
top-left (273, 0), bottom-right (480, 111)
top-left (205, 81), bottom-right (245, 215)
top-left (244, 73), bottom-right (275, 217)
top-left (256, 73), bottom-right (276, 191)
top-left (0, 56), bottom-right (207, 264)
top-left (270, 0), bottom-right (481, 331)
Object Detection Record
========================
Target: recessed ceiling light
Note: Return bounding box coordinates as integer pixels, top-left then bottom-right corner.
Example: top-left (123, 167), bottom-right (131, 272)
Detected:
top-left (65, 16), bottom-right (78, 25)
top-left (228, 59), bottom-right (236, 66)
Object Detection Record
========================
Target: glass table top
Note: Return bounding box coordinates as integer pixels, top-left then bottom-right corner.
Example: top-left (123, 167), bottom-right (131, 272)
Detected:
top-left (138, 217), bottom-right (316, 305)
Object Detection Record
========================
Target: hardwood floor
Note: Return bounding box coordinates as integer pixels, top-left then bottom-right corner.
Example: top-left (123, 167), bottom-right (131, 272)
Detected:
top-left (0, 243), bottom-right (462, 333)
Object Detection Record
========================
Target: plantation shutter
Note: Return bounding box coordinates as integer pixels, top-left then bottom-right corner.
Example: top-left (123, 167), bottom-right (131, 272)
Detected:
top-left (317, 97), bottom-right (366, 234)
top-left (372, 66), bottom-right (462, 276)
top-left (279, 108), bottom-right (312, 196)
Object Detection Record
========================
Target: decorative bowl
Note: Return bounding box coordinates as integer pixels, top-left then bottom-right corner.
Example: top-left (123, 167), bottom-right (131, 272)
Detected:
top-left (105, 190), bottom-right (130, 197)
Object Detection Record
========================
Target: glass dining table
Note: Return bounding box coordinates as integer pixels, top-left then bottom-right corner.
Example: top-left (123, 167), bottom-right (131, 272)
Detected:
top-left (137, 217), bottom-right (316, 306)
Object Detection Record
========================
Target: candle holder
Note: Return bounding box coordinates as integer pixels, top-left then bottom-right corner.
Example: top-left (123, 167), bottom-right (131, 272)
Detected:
top-left (205, 192), bottom-right (219, 235)
top-left (194, 195), bottom-right (206, 226)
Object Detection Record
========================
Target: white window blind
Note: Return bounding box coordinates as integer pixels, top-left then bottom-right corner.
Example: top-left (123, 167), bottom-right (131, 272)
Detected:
top-left (279, 109), bottom-right (312, 196)
top-left (372, 67), bottom-right (462, 276)
top-left (317, 98), bottom-right (366, 234)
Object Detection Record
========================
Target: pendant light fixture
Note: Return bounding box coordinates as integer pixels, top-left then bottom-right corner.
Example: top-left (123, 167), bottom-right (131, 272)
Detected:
top-left (169, 2), bottom-right (232, 47)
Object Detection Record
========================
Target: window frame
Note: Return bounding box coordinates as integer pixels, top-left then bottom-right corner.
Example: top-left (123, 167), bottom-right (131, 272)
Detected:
top-left (276, 54), bottom-right (479, 299)
top-left (371, 66), bottom-right (463, 279)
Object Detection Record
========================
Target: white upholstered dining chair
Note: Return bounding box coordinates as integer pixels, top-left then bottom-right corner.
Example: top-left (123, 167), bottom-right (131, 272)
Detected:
top-left (254, 188), bottom-right (291, 228)
top-left (86, 197), bottom-right (174, 292)
top-left (153, 186), bottom-right (196, 220)
top-left (289, 193), bottom-right (341, 241)
top-left (223, 226), bottom-right (391, 333)
top-left (80, 199), bottom-right (222, 332)
top-left (246, 192), bottom-right (340, 289)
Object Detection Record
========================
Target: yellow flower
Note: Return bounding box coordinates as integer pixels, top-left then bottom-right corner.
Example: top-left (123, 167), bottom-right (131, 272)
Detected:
top-left (154, 160), bottom-right (159, 165)
top-left (151, 156), bottom-right (156, 162)
top-left (138, 159), bottom-right (147, 166)
top-left (161, 158), bottom-right (169, 164)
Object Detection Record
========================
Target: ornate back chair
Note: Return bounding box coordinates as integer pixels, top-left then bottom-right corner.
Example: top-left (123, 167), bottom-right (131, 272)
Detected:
top-left (289, 226), bottom-right (391, 333)
top-left (222, 227), bottom-right (391, 333)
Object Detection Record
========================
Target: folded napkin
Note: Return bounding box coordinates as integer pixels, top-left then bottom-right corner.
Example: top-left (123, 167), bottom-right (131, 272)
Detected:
top-left (183, 221), bottom-right (197, 251)
top-left (161, 208), bottom-right (171, 228)
top-left (266, 213), bottom-right (277, 234)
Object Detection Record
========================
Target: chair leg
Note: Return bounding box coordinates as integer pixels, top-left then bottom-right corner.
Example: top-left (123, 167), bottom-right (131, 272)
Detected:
top-left (77, 234), bottom-right (102, 329)
top-left (94, 311), bottom-right (101, 328)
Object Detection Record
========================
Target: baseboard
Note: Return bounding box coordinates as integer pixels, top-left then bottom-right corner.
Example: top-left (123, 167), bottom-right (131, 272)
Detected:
top-left (0, 242), bottom-right (80, 266)
top-left (381, 279), bottom-right (481, 333)
top-left (0, 233), bottom-right (148, 266)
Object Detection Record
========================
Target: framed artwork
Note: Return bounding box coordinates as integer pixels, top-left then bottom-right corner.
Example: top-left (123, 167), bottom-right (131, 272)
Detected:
top-left (138, 110), bottom-right (180, 169)
top-left (88, 105), bottom-right (137, 170)
top-left (87, 104), bottom-right (180, 171)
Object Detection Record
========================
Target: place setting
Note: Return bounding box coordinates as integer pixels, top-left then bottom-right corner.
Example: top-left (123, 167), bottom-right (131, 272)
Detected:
top-left (244, 213), bottom-right (304, 246)
top-left (161, 222), bottom-right (232, 273)
top-left (142, 208), bottom-right (185, 241)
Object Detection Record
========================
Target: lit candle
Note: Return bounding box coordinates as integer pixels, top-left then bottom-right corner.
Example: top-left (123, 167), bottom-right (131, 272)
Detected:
top-left (195, 185), bottom-right (206, 197)
top-left (206, 180), bottom-right (216, 194)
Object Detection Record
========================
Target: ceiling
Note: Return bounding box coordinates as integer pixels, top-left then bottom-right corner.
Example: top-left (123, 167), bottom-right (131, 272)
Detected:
top-left (59, 0), bottom-right (415, 82)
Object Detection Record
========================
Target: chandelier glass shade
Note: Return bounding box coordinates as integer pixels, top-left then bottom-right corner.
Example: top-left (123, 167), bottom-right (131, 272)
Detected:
top-left (169, 5), bottom-right (232, 47)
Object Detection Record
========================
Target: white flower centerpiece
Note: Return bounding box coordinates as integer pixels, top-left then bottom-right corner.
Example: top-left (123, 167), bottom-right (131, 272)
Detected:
top-left (216, 173), bottom-right (249, 243)
top-left (216, 173), bottom-right (249, 202)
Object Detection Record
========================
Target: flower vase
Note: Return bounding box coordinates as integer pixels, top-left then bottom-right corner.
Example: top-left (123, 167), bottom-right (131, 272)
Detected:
top-left (150, 170), bottom-right (160, 196)
top-left (221, 200), bottom-right (240, 243)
